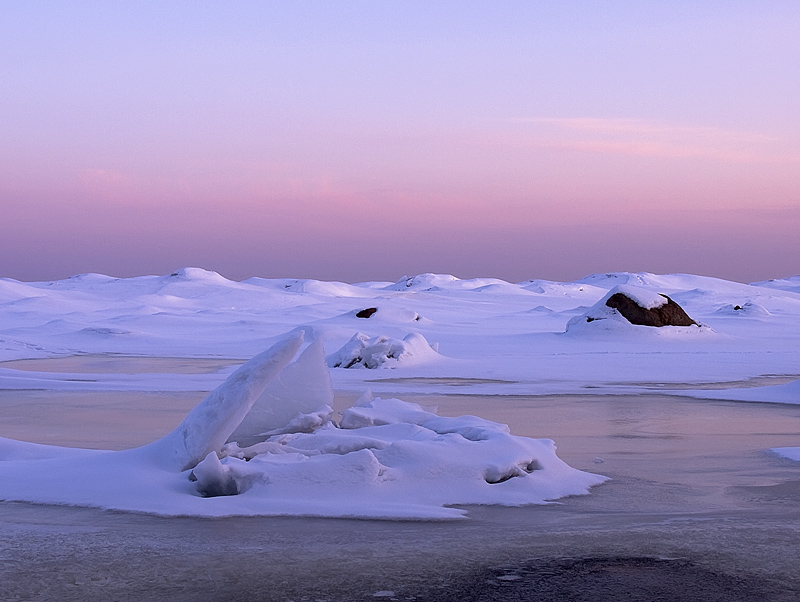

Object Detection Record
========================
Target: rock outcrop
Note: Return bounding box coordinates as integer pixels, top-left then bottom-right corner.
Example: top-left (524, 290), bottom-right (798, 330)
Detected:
top-left (567, 285), bottom-right (700, 331)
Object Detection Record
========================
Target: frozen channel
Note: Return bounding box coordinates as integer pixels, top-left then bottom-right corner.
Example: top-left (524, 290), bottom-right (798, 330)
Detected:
top-left (1, 358), bottom-right (799, 600)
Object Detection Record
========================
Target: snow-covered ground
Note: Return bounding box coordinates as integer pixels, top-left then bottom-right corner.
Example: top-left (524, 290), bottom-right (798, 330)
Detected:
top-left (1, 268), bottom-right (799, 517)
top-left (2, 268), bottom-right (799, 395)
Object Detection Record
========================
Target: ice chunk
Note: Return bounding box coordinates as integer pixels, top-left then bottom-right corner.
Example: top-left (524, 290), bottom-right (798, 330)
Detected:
top-left (190, 451), bottom-right (260, 497)
top-left (228, 338), bottom-right (334, 447)
top-left (140, 332), bottom-right (304, 471)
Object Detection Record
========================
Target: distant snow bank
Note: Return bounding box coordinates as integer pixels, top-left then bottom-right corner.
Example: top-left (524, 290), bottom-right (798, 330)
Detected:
top-left (752, 275), bottom-right (800, 295)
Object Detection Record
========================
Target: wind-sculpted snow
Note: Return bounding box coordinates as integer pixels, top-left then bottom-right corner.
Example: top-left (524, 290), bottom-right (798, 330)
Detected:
top-left (208, 394), bottom-right (607, 516)
top-left (0, 340), bottom-right (605, 518)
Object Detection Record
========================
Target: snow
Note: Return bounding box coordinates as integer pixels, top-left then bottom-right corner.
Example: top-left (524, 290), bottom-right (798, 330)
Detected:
top-left (1, 267), bottom-right (800, 518)
top-left (608, 284), bottom-right (670, 310)
top-left (326, 332), bottom-right (443, 369)
top-left (1, 268), bottom-right (798, 394)
top-left (752, 275), bottom-right (800, 295)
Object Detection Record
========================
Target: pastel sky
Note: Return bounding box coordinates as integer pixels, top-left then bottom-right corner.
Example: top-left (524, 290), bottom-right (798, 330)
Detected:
top-left (2, 1), bottom-right (799, 284)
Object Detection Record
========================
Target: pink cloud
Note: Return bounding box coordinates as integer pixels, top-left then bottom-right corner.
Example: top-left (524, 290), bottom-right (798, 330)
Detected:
top-left (506, 118), bottom-right (800, 164)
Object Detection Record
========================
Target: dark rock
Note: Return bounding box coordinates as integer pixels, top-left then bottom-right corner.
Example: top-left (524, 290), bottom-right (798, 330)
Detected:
top-left (356, 307), bottom-right (378, 319)
top-left (605, 293), bottom-right (697, 327)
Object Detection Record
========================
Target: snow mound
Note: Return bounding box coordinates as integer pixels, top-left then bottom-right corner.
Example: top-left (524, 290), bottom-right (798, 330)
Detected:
top-left (346, 306), bottom-right (424, 323)
top-left (575, 272), bottom-right (748, 294)
top-left (57, 273), bottom-right (120, 286)
top-left (165, 267), bottom-right (233, 284)
top-left (384, 273), bottom-right (461, 291)
top-left (383, 274), bottom-right (510, 292)
top-left (0, 341), bottom-right (605, 519)
top-left (520, 279), bottom-right (604, 297)
top-left (327, 332), bottom-right (442, 369)
top-left (714, 302), bottom-right (772, 317)
top-left (0, 278), bottom-right (46, 303)
top-left (577, 272), bottom-right (666, 289)
top-left (247, 278), bottom-right (371, 297)
top-left (200, 394), bottom-right (607, 515)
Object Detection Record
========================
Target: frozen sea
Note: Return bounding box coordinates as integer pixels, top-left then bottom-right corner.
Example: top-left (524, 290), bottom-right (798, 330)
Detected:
top-left (1, 269), bottom-right (800, 600)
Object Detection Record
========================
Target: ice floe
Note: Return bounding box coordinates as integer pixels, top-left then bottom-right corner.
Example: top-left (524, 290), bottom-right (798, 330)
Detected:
top-left (0, 337), bottom-right (605, 518)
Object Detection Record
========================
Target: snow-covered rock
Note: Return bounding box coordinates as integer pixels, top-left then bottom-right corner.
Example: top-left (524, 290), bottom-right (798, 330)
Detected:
top-left (714, 302), bottom-right (772, 317)
top-left (566, 285), bottom-right (700, 332)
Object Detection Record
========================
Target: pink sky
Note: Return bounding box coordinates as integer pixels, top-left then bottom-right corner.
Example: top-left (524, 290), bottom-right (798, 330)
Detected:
top-left (1, 2), bottom-right (799, 283)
